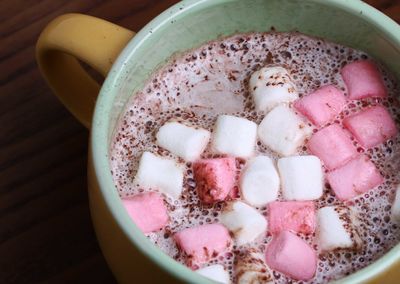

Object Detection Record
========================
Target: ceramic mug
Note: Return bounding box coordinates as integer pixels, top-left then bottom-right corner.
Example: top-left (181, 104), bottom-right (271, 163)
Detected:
top-left (36, 0), bottom-right (400, 283)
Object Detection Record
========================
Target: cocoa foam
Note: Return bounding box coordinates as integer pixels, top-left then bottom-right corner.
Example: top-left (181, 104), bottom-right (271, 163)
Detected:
top-left (110, 32), bottom-right (400, 283)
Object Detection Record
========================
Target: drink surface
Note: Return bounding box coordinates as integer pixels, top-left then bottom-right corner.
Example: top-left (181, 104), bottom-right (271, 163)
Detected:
top-left (110, 32), bottom-right (400, 283)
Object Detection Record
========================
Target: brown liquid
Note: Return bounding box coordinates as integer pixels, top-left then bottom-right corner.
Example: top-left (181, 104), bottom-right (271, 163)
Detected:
top-left (110, 32), bottom-right (400, 283)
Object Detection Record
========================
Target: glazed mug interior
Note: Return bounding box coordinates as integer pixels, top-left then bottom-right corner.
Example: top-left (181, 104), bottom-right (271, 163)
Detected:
top-left (90, 0), bottom-right (400, 283)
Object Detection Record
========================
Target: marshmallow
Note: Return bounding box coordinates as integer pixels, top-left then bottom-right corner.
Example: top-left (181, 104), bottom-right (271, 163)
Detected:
top-left (134, 152), bottom-right (184, 199)
top-left (308, 124), bottom-right (358, 170)
top-left (249, 66), bottom-right (299, 112)
top-left (294, 85), bottom-right (346, 127)
top-left (174, 224), bottom-right (232, 267)
top-left (196, 265), bottom-right (230, 284)
top-left (122, 192), bottom-right (168, 233)
top-left (327, 155), bottom-right (383, 201)
top-left (193, 157), bottom-right (236, 204)
top-left (392, 185), bottom-right (400, 221)
top-left (343, 105), bottom-right (398, 149)
top-left (317, 206), bottom-right (362, 251)
top-left (258, 105), bottom-right (312, 156)
top-left (268, 201), bottom-right (316, 235)
top-left (235, 249), bottom-right (273, 284)
top-left (265, 231), bottom-right (317, 281)
top-left (212, 115), bottom-right (257, 158)
top-left (220, 201), bottom-right (267, 246)
top-left (341, 60), bottom-right (387, 100)
top-left (240, 156), bottom-right (280, 207)
top-left (277, 155), bottom-right (323, 200)
top-left (156, 121), bottom-right (211, 161)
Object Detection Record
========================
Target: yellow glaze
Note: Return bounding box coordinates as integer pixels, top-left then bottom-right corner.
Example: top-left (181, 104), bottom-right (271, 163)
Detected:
top-left (368, 261), bottom-right (400, 284)
top-left (36, 13), bottom-right (134, 128)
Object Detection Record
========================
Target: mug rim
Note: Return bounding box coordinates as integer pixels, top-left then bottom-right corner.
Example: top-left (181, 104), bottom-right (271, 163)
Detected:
top-left (91, 0), bottom-right (400, 283)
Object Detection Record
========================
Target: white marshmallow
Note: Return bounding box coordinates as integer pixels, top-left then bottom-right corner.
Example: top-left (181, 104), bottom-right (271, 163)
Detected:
top-left (156, 121), bottom-right (210, 162)
top-left (258, 105), bottom-right (311, 156)
top-left (220, 201), bottom-right (267, 246)
top-left (212, 115), bottom-right (257, 158)
top-left (196, 264), bottom-right (230, 284)
top-left (317, 206), bottom-right (362, 251)
top-left (235, 249), bottom-right (273, 284)
top-left (240, 156), bottom-right (280, 207)
top-left (134, 152), bottom-right (184, 199)
top-left (277, 155), bottom-right (323, 200)
top-left (249, 66), bottom-right (298, 112)
top-left (392, 184), bottom-right (400, 221)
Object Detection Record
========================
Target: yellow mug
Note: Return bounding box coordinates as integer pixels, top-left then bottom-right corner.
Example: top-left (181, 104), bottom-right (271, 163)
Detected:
top-left (36, 0), bottom-right (400, 283)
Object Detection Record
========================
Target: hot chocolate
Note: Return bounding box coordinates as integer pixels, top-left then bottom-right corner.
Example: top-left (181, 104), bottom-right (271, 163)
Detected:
top-left (110, 32), bottom-right (400, 283)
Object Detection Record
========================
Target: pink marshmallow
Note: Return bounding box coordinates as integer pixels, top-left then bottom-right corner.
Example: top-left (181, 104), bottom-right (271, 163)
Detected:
top-left (327, 155), bottom-right (384, 200)
top-left (174, 223), bottom-right (232, 267)
top-left (341, 60), bottom-right (387, 100)
top-left (294, 85), bottom-right (347, 127)
top-left (265, 231), bottom-right (317, 281)
top-left (308, 124), bottom-right (358, 170)
top-left (268, 201), bottom-right (316, 235)
top-left (343, 105), bottom-right (398, 148)
top-left (193, 157), bottom-right (236, 203)
top-left (122, 192), bottom-right (169, 233)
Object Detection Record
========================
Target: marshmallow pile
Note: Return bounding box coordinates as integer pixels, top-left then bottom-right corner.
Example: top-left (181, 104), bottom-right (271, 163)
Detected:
top-left (119, 60), bottom-right (398, 283)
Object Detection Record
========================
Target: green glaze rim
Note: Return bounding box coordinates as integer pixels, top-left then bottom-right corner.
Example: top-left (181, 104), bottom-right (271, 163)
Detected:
top-left (91, 0), bottom-right (400, 283)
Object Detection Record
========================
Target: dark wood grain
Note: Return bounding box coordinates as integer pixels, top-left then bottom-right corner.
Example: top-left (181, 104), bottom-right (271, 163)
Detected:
top-left (0, 1), bottom-right (398, 283)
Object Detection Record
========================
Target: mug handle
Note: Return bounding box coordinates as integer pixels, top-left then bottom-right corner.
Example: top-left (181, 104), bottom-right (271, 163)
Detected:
top-left (36, 13), bottom-right (135, 128)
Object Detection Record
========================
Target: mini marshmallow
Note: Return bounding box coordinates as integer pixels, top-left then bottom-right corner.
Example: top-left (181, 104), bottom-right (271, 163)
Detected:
top-left (265, 231), bottom-right (317, 281)
top-left (240, 156), bottom-right (280, 207)
top-left (343, 105), bottom-right (398, 149)
top-left (174, 223), bottom-right (232, 267)
top-left (134, 152), bottom-right (184, 199)
top-left (196, 265), bottom-right (231, 284)
top-left (258, 105), bottom-right (312, 156)
top-left (220, 201), bottom-right (267, 246)
top-left (212, 115), bottom-right (257, 158)
top-left (341, 60), bottom-right (387, 100)
top-left (308, 124), bottom-right (358, 170)
top-left (268, 201), bottom-right (316, 235)
top-left (249, 66), bottom-right (299, 112)
top-left (327, 155), bottom-right (383, 201)
top-left (277, 155), bottom-right (323, 200)
top-left (294, 85), bottom-right (347, 127)
top-left (122, 192), bottom-right (169, 233)
top-left (317, 206), bottom-right (362, 251)
top-left (193, 157), bottom-right (236, 204)
top-left (235, 249), bottom-right (273, 284)
top-left (392, 185), bottom-right (400, 221)
top-left (156, 121), bottom-right (211, 161)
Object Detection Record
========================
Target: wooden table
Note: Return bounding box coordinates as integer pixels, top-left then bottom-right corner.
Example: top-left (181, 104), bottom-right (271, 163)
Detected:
top-left (0, 1), bottom-right (398, 283)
